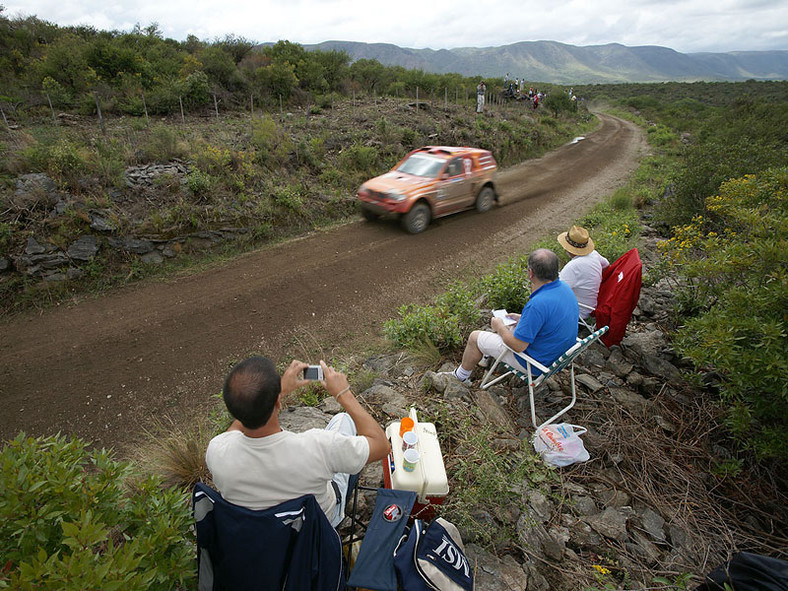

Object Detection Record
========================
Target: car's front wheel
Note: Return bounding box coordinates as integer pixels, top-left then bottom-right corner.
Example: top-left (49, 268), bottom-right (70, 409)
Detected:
top-left (362, 209), bottom-right (379, 221)
top-left (402, 202), bottom-right (431, 234)
top-left (475, 186), bottom-right (495, 212)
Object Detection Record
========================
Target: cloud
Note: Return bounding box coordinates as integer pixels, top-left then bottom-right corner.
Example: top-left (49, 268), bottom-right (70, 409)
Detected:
top-left (4, 0), bottom-right (788, 53)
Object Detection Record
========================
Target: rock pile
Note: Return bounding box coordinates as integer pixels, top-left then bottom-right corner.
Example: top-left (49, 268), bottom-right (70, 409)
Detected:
top-left (3, 168), bottom-right (247, 281)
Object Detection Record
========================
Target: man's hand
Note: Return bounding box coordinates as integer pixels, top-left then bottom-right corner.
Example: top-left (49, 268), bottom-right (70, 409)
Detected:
top-left (319, 360), bottom-right (350, 399)
top-left (491, 316), bottom-right (513, 334)
top-left (281, 359), bottom-right (310, 398)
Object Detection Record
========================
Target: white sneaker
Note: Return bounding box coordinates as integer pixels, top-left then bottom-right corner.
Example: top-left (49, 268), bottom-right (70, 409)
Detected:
top-left (478, 355), bottom-right (492, 368)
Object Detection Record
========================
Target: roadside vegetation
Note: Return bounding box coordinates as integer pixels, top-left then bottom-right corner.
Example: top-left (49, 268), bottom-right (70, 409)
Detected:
top-left (0, 8), bottom-right (592, 315)
top-left (1, 14), bottom-right (787, 586)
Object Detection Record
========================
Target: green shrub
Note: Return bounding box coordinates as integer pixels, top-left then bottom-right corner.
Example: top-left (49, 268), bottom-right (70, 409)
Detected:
top-left (340, 144), bottom-right (379, 175)
top-left (479, 254), bottom-right (530, 311)
top-left (140, 125), bottom-right (187, 163)
top-left (384, 303), bottom-right (465, 352)
top-left (662, 168), bottom-right (788, 461)
top-left (186, 169), bottom-right (213, 196)
top-left (0, 434), bottom-right (195, 590)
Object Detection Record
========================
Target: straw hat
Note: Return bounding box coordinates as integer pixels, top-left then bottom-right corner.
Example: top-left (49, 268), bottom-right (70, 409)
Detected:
top-left (557, 225), bottom-right (594, 256)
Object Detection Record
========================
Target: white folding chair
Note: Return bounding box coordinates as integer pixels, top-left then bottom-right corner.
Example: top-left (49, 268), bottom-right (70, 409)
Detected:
top-left (480, 326), bottom-right (609, 429)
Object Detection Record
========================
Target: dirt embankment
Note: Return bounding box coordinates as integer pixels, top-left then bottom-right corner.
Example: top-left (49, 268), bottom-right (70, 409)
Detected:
top-left (0, 113), bottom-right (646, 450)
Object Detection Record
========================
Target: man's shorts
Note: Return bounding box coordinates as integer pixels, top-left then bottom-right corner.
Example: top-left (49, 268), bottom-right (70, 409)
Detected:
top-left (476, 331), bottom-right (529, 373)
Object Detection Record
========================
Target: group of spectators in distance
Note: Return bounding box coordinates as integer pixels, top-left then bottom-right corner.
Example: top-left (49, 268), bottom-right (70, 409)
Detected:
top-left (206, 224), bottom-right (608, 526)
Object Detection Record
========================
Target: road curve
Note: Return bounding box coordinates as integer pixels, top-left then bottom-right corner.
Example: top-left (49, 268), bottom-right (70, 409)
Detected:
top-left (0, 113), bottom-right (646, 449)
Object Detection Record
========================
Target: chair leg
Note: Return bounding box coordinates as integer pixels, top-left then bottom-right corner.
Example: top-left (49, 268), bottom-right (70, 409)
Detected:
top-left (480, 356), bottom-right (513, 389)
top-left (535, 363), bottom-right (578, 430)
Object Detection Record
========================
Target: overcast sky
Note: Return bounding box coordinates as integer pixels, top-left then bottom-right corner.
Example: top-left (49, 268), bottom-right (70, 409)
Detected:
top-left (4, 0), bottom-right (788, 54)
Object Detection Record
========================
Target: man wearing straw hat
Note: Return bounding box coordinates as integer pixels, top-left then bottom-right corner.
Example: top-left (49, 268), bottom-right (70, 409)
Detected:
top-left (557, 225), bottom-right (609, 319)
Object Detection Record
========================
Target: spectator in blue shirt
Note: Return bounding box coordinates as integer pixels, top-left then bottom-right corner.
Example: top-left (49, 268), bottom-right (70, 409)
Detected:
top-left (447, 249), bottom-right (578, 383)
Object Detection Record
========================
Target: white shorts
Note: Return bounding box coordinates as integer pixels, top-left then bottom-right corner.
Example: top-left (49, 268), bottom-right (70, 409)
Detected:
top-left (476, 331), bottom-right (529, 373)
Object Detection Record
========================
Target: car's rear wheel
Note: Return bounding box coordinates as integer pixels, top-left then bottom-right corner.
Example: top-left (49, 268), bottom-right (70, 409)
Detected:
top-left (475, 186), bottom-right (495, 212)
top-left (402, 202), bottom-right (431, 234)
top-left (362, 209), bottom-right (379, 221)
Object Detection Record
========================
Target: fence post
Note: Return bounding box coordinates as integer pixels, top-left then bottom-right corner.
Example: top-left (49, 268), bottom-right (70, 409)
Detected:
top-left (141, 91), bottom-right (150, 127)
top-left (280, 94), bottom-right (283, 120)
top-left (94, 91), bottom-right (106, 135)
top-left (250, 93), bottom-right (254, 118)
top-left (416, 86), bottom-right (419, 111)
top-left (45, 92), bottom-right (57, 125)
top-left (1, 107), bottom-right (9, 131)
top-left (213, 94), bottom-right (220, 123)
top-left (179, 96), bottom-right (185, 124)
top-left (445, 87), bottom-right (448, 111)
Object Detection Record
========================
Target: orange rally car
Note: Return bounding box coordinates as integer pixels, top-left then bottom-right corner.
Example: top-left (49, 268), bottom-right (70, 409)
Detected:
top-left (357, 146), bottom-right (499, 234)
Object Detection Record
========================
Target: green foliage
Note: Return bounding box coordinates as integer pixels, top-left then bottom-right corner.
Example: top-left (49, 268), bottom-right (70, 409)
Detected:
top-left (661, 168), bottom-right (788, 461)
top-left (251, 114), bottom-right (292, 168)
top-left (186, 169), bottom-right (213, 196)
top-left (340, 144), bottom-right (379, 175)
top-left (140, 125), bottom-right (187, 162)
top-left (479, 254), bottom-right (530, 311)
top-left (428, 402), bottom-right (552, 549)
top-left (384, 281), bottom-right (480, 353)
top-left (0, 433), bottom-right (194, 590)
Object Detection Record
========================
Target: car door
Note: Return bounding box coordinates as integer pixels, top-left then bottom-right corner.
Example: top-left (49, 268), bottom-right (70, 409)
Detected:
top-left (433, 157), bottom-right (474, 216)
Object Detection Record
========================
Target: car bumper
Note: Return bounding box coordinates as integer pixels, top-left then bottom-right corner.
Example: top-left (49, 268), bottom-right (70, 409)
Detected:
top-left (358, 196), bottom-right (409, 215)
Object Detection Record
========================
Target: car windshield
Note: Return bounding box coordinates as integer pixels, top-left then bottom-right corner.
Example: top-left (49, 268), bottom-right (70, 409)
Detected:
top-left (396, 154), bottom-right (446, 178)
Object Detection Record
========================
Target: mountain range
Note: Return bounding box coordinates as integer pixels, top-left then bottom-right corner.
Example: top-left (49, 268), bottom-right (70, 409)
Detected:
top-left (303, 40), bottom-right (788, 84)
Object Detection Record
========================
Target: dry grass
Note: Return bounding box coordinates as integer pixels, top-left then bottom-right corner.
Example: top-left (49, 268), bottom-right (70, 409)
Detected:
top-left (559, 383), bottom-right (788, 586)
top-left (134, 414), bottom-right (215, 489)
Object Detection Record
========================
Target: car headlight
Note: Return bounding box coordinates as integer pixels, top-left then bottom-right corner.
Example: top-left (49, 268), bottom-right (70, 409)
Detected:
top-left (386, 189), bottom-right (406, 201)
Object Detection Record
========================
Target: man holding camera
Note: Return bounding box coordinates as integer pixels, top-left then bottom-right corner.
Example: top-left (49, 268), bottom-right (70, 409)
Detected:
top-left (206, 357), bottom-right (390, 527)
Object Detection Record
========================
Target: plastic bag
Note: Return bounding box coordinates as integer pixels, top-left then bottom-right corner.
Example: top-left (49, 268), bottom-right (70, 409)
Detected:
top-left (532, 423), bottom-right (590, 467)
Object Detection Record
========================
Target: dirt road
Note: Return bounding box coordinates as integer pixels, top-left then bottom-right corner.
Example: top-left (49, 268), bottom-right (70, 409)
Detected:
top-left (0, 114), bottom-right (646, 450)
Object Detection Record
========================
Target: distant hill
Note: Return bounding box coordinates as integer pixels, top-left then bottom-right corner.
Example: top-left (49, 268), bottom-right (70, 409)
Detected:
top-left (303, 40), bottom-right (788, 83)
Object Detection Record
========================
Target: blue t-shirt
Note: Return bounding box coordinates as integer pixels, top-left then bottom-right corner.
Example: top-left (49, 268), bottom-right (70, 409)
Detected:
top-left (513, 279), bottom-right (578, 371)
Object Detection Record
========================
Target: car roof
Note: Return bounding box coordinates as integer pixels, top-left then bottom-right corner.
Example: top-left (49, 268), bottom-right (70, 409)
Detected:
top-left (409, 146), bottom-right (491, 160)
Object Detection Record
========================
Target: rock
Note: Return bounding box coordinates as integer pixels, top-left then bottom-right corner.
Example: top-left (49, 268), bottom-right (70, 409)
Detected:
top-left (576, 373), bottom-right (604, 393)
top-left (626, 371), bottom-right (644, 387)
top-left (465, 544), bottom-right (530, 591)
top-left (642, 355), bottom-right (683, 383)
top-left (562, 514), bottom-right (602, 547)
top-left (141, 251), bottom-right (164, 265)
top-left (636, 507), bottom-right (666, 542)
top-left (279, 406), bottom-right (329, 431)
top-left (526, 490), bottom-right (553, 523)
top-left (595, 487), bottom-right (631, 509)
top-left (606, 348), bottom-right (634, 377)
top-left (363, 353), bottom-right (410, 376)
top-left (585, 507), bottom-right (630, 542)
top-left (358, 382), bottom-right (402, 407)
top-left (25, 236), bottom-right (48, 255)
top-left (572, 495), bottom-right (599, 516)
top-left (627, 530), bottom-right (662, 563)
top-left (89, 213), bottom-right (115, 232)
top-left (66, 268), bottom-right (84, 280)
top-left (44, 272), bottom-right (66, 282)
top-left (0, 258), bottom-right (10, 272)
top-left (580, 347), bottom-right (607, 369)
top-left (67, 235), bottom-right (99, 261)
top-left (474, 389), bottom-right (515, 432)
top-left (542, 525), bottom-right (569, 560)
top-left (608, 386), bottom-right (649, 414)
top-left (108, 237), bottom-right (154, 254)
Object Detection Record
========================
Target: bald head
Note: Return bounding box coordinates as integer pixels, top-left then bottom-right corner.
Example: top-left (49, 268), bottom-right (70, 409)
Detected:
top-left (222, 356), bottom-right (281, 429)
top-left (528, 248), bottom-right (560, 283)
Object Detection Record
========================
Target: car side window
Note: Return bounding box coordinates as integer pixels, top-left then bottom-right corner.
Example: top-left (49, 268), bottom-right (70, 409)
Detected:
top-left (446, 159), bottom-right (463, 177)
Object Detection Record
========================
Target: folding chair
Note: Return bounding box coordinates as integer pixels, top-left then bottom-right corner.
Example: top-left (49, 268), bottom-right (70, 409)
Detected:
top-left (480, 326), bottom-right (609, 429)
top-left (193, 483), bottom-right (344, 591)
top-left (578, 248), bottom-right (642, 347)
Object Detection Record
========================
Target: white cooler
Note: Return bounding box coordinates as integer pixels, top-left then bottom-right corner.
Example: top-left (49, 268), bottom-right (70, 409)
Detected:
top-left (382, 408), bottom-right (449, 519)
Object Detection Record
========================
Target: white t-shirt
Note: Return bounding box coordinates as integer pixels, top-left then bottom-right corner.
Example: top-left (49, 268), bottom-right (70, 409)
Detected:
top-left (559, 250), bottom-right (610, 318)
top-left (206, 428), bottom-right (369, 519)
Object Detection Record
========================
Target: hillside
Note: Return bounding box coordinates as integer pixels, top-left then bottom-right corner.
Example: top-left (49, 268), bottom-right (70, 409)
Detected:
top-left (305, 40), bottom-right (788, 83)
